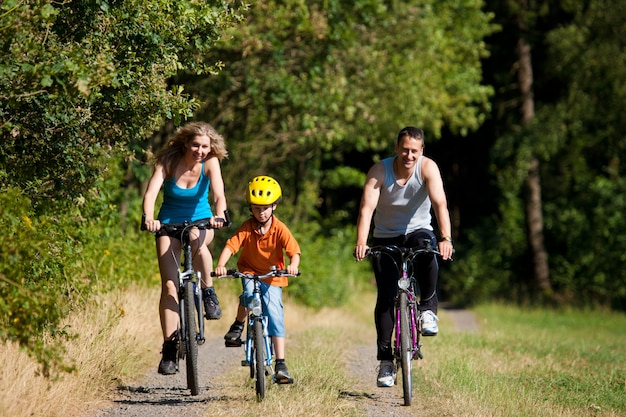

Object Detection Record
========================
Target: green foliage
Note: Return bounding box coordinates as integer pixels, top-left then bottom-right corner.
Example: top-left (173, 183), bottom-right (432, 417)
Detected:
top-left (450, 0), bottom-right (626, 308)
top-left (0, 0), bottom-right (243, 208)
top-left (288, 224), bottom-right (373, 308)
top-left (185, 0), bottom-right (495, 229)
top-left (0, 164), bottom-right (156, 374)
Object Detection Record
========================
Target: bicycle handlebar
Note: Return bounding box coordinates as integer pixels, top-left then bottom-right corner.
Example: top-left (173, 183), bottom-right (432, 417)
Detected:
top-left (141, 210), bottom-right (232, 232)
top-left (211, 268), bottom-right (301, 279)
top-left (366, 244), bottom-right (454, 261)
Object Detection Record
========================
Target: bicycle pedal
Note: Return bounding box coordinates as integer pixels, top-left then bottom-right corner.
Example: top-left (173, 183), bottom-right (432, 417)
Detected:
top-left (225, 339), bottom-right (243, 347)
top-left (241, 360), bottom-right (250, 367)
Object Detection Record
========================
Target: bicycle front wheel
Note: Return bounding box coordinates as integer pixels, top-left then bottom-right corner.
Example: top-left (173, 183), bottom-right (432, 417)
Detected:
top-left (254, 318), bottom-right (266, 401)
top-left (184, 281), bottom-right (200, 396)
top-left (399, 291), bottom-right (412, 406)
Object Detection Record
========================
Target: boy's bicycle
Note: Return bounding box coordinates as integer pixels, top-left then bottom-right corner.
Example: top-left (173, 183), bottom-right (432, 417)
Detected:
top-left (366, 240), bottom-right (451, 406)
top-left (142, 212), bottom-right (231, 396)
top-left (212, 267), bottom-right (300, 401)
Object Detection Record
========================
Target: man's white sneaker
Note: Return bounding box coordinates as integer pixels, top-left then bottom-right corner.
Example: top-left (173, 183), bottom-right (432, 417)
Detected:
top-left (420, 310), bottom-right (439, 336)
top-left (376, 360), bottom-right (396, 387)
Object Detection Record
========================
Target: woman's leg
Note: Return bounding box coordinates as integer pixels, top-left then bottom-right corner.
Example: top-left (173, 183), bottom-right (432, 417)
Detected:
top-left (156, 235), bottom-right (181, 340)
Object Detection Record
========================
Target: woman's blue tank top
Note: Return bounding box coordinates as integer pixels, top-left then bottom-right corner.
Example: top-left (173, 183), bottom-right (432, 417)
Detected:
top-left (157, 162), bottom-right (213, 223)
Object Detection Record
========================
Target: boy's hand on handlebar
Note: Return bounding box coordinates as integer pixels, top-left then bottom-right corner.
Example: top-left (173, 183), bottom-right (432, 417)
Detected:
top-left (353, 244), bottom-right (369, 262)
top-left (286, 265), bottom-right (299, 275)
top-left (214, 265), bottom-right (228, 277)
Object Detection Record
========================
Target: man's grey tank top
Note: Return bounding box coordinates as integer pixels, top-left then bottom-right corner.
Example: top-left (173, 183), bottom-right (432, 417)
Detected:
top-left (373, 156), bottom-right (433, 238)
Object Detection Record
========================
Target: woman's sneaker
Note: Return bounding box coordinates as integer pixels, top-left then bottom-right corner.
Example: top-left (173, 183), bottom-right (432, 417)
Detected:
top-left (203, 287), bottom-right (222, 320)
top-left (420, 310), bottom-right (439, 336)
top-left (158, 340), bottom-right (178, 375)
top-left (376, 360), bottom-right (396, 387)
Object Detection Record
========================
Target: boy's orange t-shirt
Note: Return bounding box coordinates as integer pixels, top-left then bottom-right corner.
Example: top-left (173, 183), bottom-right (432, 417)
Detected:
top-left (224, 215), bottom-right (300, 287)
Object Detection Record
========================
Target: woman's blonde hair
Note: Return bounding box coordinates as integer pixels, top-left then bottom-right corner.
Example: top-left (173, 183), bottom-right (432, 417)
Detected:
top-left (152, 122), bottom-right (228, 178)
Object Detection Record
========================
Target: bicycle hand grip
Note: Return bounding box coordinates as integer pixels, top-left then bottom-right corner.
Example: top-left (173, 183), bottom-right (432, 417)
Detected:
top-left (141, 213), bottom-right (147, 231)
top-left (223, 210), bottom-right (232, 227)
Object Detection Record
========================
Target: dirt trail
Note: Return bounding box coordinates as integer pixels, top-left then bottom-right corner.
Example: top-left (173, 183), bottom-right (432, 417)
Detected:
top-left (341, 307), bottom-right (478, 417)
top-left (88, 336), bottom-right (241, 417)
top-left (88, 308), bottom-right (478, 417)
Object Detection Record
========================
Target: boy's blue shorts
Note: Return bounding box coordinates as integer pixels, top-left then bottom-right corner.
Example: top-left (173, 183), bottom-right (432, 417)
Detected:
top-left (239, 278), bottom-right (285, 337)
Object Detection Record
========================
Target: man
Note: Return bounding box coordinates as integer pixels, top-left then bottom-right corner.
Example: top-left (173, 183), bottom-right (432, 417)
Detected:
top-left (354, 126), bottom-right (454, 387)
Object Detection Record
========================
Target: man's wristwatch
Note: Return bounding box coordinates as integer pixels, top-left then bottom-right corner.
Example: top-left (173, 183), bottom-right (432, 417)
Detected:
top-left (440, 236), bottom-right (453, 243)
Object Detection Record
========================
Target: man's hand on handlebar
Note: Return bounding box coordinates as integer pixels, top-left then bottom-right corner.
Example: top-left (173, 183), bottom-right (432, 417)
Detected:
top-left (353, 244), bottom-right (369, 262)
top-left (437, 240), bottom-right (454, 261)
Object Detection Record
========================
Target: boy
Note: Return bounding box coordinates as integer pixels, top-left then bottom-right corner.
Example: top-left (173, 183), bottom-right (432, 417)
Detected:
top-left (214, 176), bottom-right (301, 384)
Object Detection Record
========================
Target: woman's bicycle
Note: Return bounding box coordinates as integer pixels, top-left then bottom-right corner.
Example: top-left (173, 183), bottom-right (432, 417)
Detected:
top-left (212, 267), bottom-right (300, 401)
top-left (366, 240), bottom-right (451, 406)
top-left (142, 212), bottom-right (231, 396)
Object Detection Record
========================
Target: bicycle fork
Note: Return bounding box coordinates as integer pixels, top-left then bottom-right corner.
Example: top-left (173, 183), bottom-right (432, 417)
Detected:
top-left (179, 269), bottom-right (206, 346)
top-left (243, 316), bottom-right (273, 371)
top-left (395, 275), bottom-right (423, 361)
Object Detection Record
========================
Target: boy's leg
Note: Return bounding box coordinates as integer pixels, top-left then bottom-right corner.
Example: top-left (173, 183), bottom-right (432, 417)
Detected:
top-left (263, 285), bottom-right (293, 384)
top-left (225, 279), bottom-right (253, 346)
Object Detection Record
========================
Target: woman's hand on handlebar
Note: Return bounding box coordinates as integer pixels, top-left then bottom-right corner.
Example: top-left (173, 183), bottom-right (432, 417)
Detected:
top-left (353, 244), bottom-right (369, 262)
top-left (144, 218), bottom-right (161, 233)
top-left (209, 216), bottom-right (226, 229)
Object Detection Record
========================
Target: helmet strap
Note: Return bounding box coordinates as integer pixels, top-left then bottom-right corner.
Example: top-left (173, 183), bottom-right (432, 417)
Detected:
top-left (250, 207), bottom-right (275, 236)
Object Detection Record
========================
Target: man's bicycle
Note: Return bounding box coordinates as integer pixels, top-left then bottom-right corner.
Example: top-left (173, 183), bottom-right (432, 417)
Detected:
top-left (367, 240), bottom-right (451, 406)
top-left (142, 212), bottom-right (230, 396)
top-left (212, 267), bottom-right (300, 401)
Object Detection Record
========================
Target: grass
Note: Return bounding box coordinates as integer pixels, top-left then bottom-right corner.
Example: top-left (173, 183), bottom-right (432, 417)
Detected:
top-left (0, 284), bottom-right (162, 417)
top-left (419, 304), bottom-right (626, 416)
top-left (1, 287), bottom-right (625, 417)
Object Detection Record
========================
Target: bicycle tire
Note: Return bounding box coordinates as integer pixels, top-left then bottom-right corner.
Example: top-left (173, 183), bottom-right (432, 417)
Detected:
top-left (254, 318), bottom-right (266, 400)
top-left (184, 281), bottom-right (200, 396)
top-left (399, 291), bottom-right (413, 406)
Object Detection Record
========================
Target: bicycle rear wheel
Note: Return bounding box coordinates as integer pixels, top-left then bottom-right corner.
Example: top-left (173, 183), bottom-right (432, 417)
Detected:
top-left (184, 281), bottom-right (200, 396)
top-left (399, 291), bottom-right (412, 406)
top-left (253, 319), bottom-right (266, 400)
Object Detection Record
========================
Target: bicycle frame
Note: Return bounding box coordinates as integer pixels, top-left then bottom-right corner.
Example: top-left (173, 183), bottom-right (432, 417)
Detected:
top-left (142, 212), bottom-right (230, 396)
top-left (243, 278), bottom-right (273, 371)
top-left (394, 257), bottom-right (423, 362)
top-left (368, 241), bottom-right (445, 406)
top-left (214, 267), bottom-right (299, 400)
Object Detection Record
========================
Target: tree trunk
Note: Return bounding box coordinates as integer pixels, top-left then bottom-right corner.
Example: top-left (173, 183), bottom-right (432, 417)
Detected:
top-left (515, 4), bottom-right (553, 296)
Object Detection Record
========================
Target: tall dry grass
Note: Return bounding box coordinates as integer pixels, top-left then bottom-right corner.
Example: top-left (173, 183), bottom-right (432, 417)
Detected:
top-left (0, 284), bottom-right (162, 417)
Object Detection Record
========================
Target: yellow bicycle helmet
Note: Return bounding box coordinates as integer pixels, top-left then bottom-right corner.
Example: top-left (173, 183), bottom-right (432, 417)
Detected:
top-left (246, 176), bottom-right (282, 205)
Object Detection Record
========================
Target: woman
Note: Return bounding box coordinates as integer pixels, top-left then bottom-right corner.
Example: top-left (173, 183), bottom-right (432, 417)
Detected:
top-left (142, 122), bottom-right (228, 375)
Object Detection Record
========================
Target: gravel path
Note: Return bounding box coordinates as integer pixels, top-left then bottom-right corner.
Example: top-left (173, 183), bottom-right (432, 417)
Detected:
top-left (87, 308), bottom-right (478, 417)
top-left (341, 307), bottom-right (478, 416)
top-left (88, 336), bottom-right (241, 417)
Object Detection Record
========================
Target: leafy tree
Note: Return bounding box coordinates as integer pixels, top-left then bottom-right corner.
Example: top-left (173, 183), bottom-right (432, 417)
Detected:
top-left (0, 0), bottom-right (243, 210)
top-left (0, 0), bottom-right (243, 372)
top-left (448, 0), bottom-right (626, 308)
top-left (181, 0), bottom-right (495, 227)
